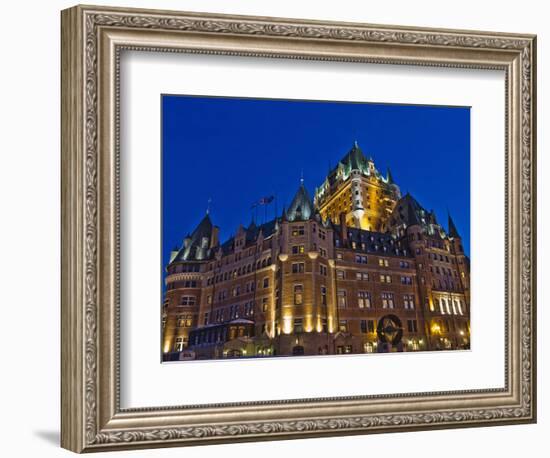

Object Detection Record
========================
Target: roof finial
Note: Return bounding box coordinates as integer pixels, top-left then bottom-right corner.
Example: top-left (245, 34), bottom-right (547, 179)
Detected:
top-left (354, 139), bottom-right (359, 148)
top-left (300, 169), bottom-right (304, 186)
top-left (206, 197), bottom-right (212, 214)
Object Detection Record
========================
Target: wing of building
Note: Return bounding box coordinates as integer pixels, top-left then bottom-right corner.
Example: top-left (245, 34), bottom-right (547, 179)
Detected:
top-left (162, 142), bottom-right (470, 360)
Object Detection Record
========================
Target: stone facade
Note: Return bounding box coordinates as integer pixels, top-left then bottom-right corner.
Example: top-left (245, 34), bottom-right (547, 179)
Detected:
top-left (162, 143), bottom-right (470, 361)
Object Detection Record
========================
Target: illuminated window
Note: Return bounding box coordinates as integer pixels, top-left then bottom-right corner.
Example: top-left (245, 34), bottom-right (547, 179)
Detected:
top-left (381, 292), bottom-right (394, 308)
top-left (355, 254), bottom-right (368, 264)
top-left (403, 294), bottom-right (415, 309)
top-left (262, 297), bottom-right (268, 312)
top-left (294, 284), bottom-right (303, 305)
top-left (174, 337), bottom-right (184, 352)
top-left (400, 276), bottom-right (412, 285)
top-left (439, 298), bottom-right (445, 314)
top-left (338, 320), bottom-right (348, 332)
top-left (380, 274), bottom-right (392, 283)
top-left (457, 300), bottom-right (464, 315)
top-left (378, 258), bottom-right (389, 267)
top-left (319, 264), bottom-right (327, 276)
top-left (336, 269), bottom-right (345, 280)
top-left (337, 289), bottom-right (347, 308)
top-left (357, 291), bottom-right (372, 308)
top-left (356, 272), bottom-right (369, 281)
top-left (292, 245), bottom-right (305, 254)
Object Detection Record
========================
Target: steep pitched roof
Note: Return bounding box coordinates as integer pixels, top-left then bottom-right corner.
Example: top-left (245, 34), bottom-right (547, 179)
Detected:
top-left (286, 183), bottom-right (314, 222)
top-left (448, 213), bottom-right (460, 238)
top-left (391, 193), bottom-right (429, 227)
top-left (170, 214), bottom-right (214, 263)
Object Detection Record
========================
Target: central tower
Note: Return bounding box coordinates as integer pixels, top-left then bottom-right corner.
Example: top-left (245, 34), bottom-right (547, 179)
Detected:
top-left (314, 141), bottom-right (401, 231)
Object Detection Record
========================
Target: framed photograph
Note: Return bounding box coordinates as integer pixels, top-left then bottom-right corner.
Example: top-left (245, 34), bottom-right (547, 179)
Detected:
top-left (61, 4), bottom-right (537, 453)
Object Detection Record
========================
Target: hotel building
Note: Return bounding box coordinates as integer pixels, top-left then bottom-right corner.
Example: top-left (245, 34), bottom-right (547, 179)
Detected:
top-left (162, 142), bottom-right (470, 360)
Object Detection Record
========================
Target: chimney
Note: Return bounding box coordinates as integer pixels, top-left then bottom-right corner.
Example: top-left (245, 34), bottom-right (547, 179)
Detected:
top-left (210, 226), bottom-right (219, 248)
top-left (339, 213), bottom-right (348, 246)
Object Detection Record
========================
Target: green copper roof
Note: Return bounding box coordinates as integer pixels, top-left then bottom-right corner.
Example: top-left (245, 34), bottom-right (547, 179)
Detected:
top-left (170, 214), bottom-right (214, 263)
top-left (286, 183), bottom-right (314, 222)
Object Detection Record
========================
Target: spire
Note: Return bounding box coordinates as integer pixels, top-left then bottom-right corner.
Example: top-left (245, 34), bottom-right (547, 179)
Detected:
top-left (386, 167), bottom-right (394, 184)
top-left (448, 212), bottom-right (460, 238)
top-left (206, 197), bottom-right (212, 215)
top-left (286, 180), bottom-right (314, 222)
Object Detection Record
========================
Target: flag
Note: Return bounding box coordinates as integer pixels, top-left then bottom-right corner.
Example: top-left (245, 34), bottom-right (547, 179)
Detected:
top-left (251, 195), bottom-right (274, 208)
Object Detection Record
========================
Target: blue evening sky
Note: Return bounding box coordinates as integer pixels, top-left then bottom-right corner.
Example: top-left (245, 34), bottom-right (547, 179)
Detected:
top-left (162, 95), bottom-right (470, 273)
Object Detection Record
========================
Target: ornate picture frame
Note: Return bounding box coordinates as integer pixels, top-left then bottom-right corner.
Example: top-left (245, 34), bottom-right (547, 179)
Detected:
top-left (61, 4), bottom-right (536, 453)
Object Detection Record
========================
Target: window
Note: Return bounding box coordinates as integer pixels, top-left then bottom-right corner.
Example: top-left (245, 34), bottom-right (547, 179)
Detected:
top-left (355, 254), bottom-right (367, 264)
top-left (367, 320), bottom-right (375, 333)
top-left (292, 262), bottom-right (305, 274)
top-left (399, 260), bottom-right (410, 268)
top-left (294, 284), bottom-right (303, 305)
top-left (457, 300), bottom-right (464, 315)
top-left (360, 320), bottom-right (368, 334)
top-left (403, 294), bottom-right (415, 309)
top-left (407, 319), bottom-right (418, 333)
top-left (203, 312), bottom-right (209, 326)
top-left (174, 337), bottom-right (184, 352)
top-left (336, 252), bottom-right (343, 260)
top-left (339, 320), bottom-right (348, 332)
top-left (378, 258), bottom-right (389, 267)
top-left (180, 295), bottom-right (196, 306)
top-left (356, 272), bottom-right (369, 281)
top-left (294, 318), bottom-right (303, 333)
top-left (357, 291), bottom-right (372, 308)
top-left (263, 277), bottom-right (269, 288)
top-left (292, 245), bottom-right (305, 254)
top-left (336, 269), bottom-right (345, 280)
top-left (319, 247), bottom-right (327, 257)
top-left (321, 318), bottom-right (328, 333)
top-left (379, 274), bottom-right (392, 283)
top-left (207, 295), bottom-right (212, 305)
top-left (337, 289), bottom-right (347, 308)
top-left (439, 298), bottom-right (445, 314)
top-left (291, 226), bottom-right (305, 236)
top-left (321, 286), bottom-right (327, 306)
top-left (381, 292), bottom-right (394, 308)
top-left (319, 264), bottom-right (327, 276)
top-left (400, 276), bottom-right (412, 285)
top-left (318, 229), bottom-right (326, 240)
top-left (262, 297), bottom-right (268, 312)
top-left (232, 286), bottom-right (240, 297)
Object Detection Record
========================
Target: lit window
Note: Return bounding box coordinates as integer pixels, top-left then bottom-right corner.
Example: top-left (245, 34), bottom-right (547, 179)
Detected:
top-left (294, 284), bottom-right (303, 305)
top-left (174, 337), bottom-right (184, 352)
top-left (294, 318), bottom-right (303, 333)
top-left (339, 320), bottom-right (348, 333)
top-left (381, 292), bottom-right (394, 308)
top-left (378, 258), bottom-right (389, 267)
top-left (336, 270), bottom-right (345, 280)
top-left (403, 294), bottom-right (415, 309)
top-left (357, 291), bottom-right (372, 308)
top-left (292, 245), bottom-right (305, 254)
top-left (337, 289), bottom-right (347, 308)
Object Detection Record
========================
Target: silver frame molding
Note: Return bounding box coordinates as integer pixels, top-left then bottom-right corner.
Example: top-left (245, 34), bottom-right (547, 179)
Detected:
top-left (61, 4), bottom-right (537, 453)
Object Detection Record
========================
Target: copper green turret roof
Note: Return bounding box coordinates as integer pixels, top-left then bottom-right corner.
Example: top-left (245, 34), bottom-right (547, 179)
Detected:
top-left (170, 214), bottom-right (214, 263)
top-left (286, 182), bottom-right (314, 222)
